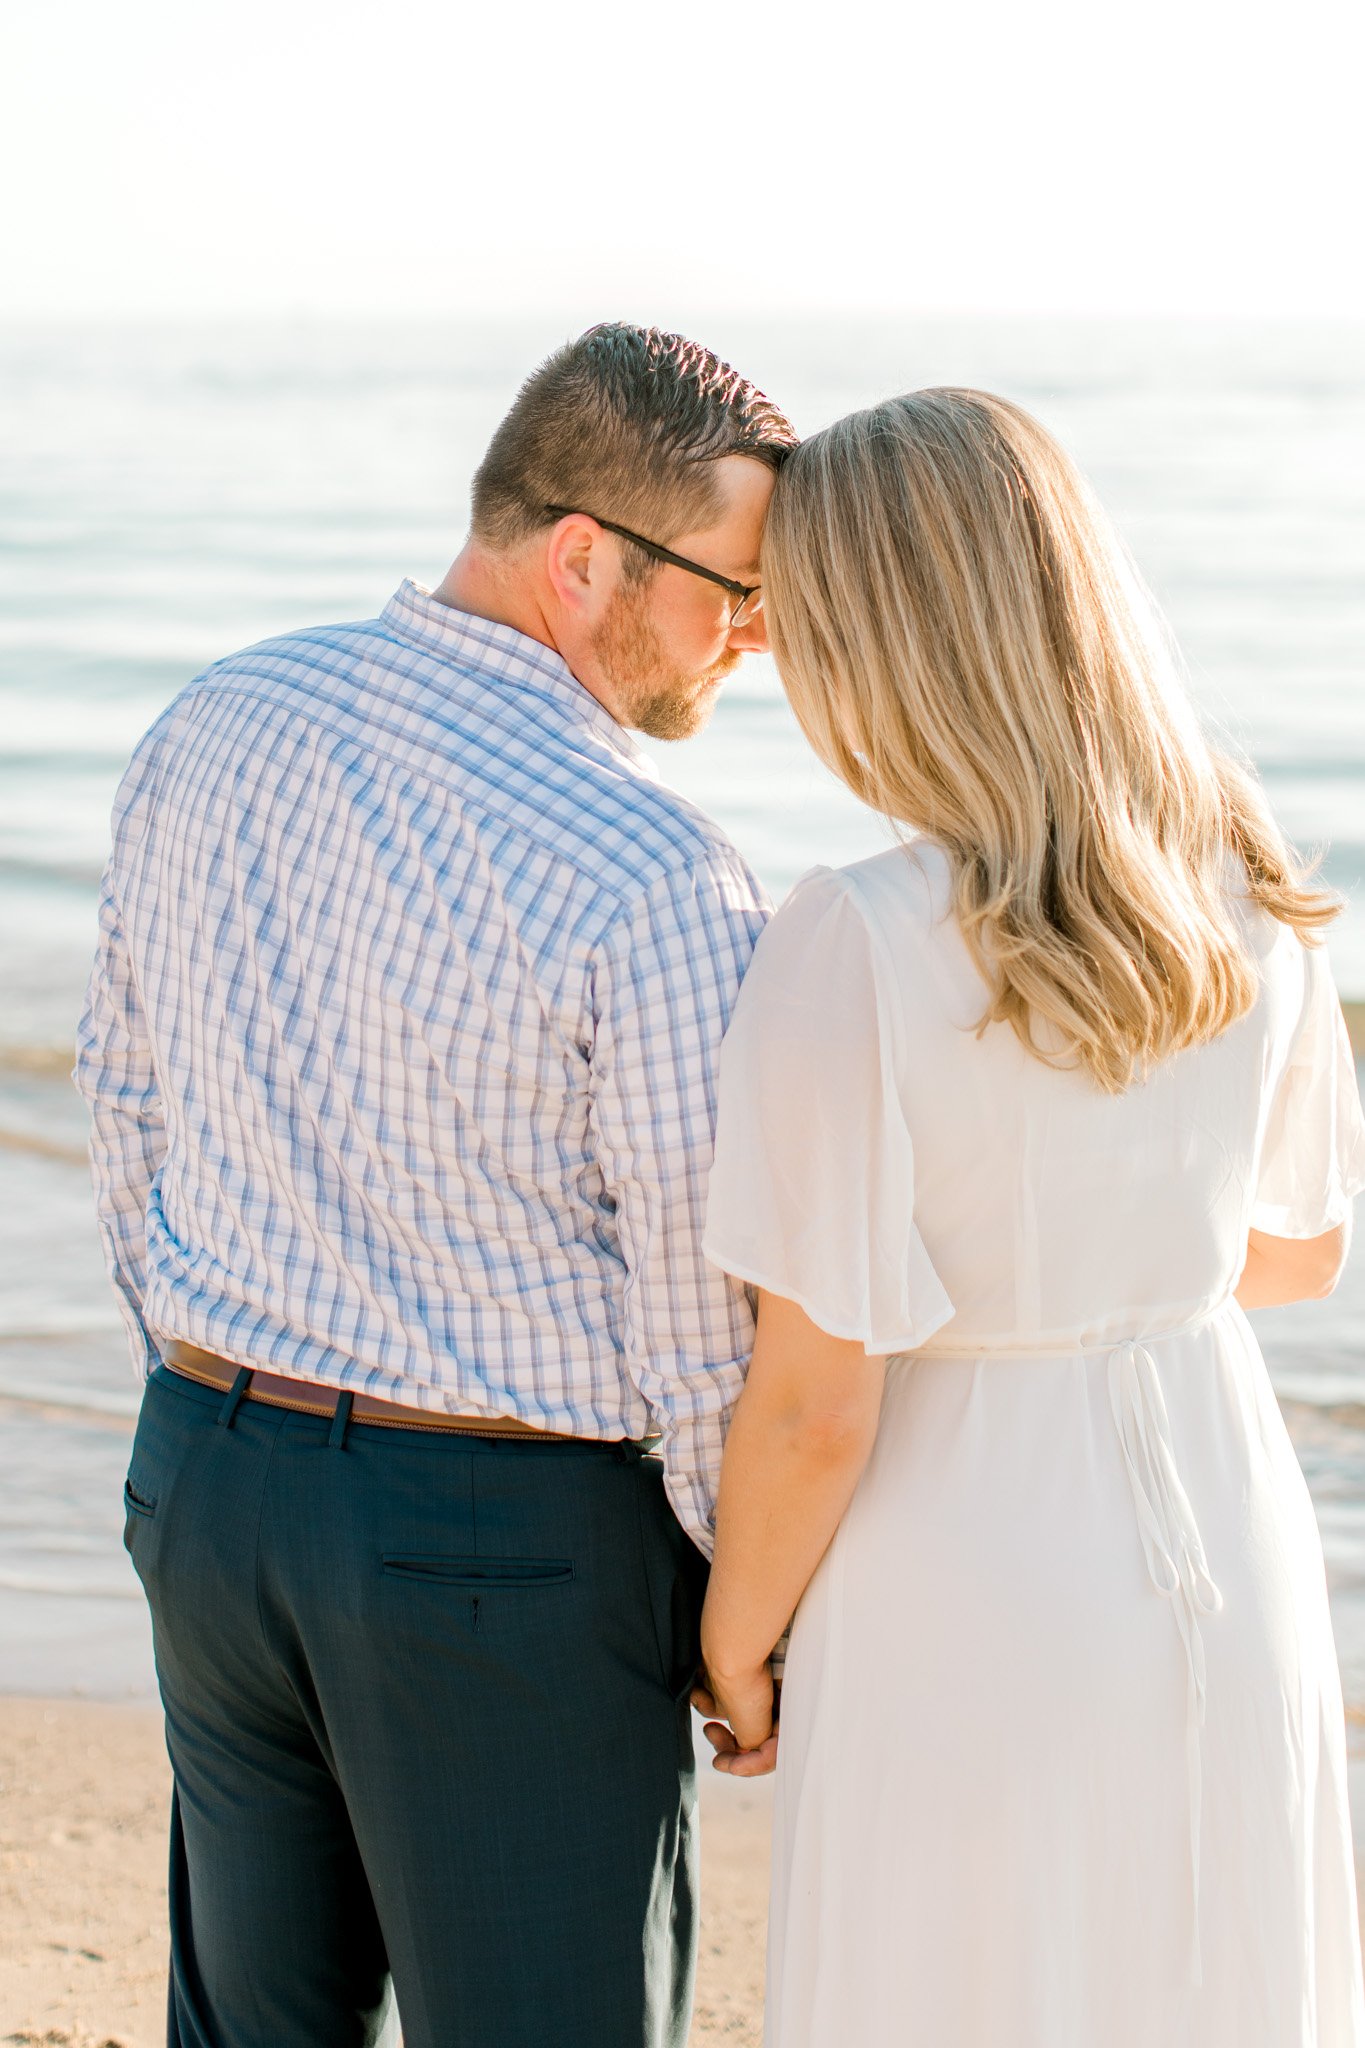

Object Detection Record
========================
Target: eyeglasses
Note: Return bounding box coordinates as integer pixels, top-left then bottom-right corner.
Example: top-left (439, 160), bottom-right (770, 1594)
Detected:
top-left (543, 505), bottom-right (763, 628)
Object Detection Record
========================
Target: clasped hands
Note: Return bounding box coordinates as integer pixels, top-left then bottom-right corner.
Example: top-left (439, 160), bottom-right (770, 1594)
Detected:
top-left (691, 1660), bottom-right (780, 1776)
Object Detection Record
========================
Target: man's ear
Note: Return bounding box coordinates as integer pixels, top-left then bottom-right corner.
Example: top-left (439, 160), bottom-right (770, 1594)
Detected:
top-left (544, 513), bottom-right (610, 622)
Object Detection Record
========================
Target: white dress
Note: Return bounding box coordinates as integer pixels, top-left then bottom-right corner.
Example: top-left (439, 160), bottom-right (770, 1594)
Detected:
top-left (703, 843), bottom-right (1365, 2048)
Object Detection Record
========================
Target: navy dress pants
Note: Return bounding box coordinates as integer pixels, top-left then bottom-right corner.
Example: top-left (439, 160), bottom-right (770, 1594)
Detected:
top-left (123, 1365), bottom-right (708, 2048)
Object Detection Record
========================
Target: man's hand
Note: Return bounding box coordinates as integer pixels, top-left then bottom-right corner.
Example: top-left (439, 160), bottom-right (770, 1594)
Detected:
top-left (691, 1666), bottom-right (779, 1776)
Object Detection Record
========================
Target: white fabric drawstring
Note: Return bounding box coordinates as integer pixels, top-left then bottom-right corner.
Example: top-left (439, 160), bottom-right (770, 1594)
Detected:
top-left (1108, 1339), bottom-right (1224, 1986)
top-left (916, 1306), bottom-right (1233, 1984)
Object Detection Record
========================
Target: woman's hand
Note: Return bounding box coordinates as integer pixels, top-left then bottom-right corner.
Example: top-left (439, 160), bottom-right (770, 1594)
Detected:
top-left (693, 1663), bottom-right (779, 1776)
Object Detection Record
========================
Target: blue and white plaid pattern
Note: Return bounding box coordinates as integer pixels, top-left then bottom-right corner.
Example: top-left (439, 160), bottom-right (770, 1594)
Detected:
top-left (76, 582), bottom-right (771, 1549)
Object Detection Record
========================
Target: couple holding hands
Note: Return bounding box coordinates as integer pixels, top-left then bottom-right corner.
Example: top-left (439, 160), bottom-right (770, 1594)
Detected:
top-left (80, 323), bottom-right (1365, 2046)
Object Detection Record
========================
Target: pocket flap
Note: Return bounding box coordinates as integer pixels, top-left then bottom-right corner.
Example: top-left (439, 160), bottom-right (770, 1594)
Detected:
top-left (381, 1554), bottom-right (573, 1585)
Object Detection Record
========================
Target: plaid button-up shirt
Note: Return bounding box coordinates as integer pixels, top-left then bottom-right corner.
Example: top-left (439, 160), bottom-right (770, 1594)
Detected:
top-left (75, 581), bottom-right (771, 1549)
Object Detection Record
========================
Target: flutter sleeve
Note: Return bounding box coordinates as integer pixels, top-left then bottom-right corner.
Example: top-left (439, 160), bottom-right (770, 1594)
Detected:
top-left (1252, 939), bottom-right (1365, 1238)
top-left (703, 867), bottom-right (954, 1356)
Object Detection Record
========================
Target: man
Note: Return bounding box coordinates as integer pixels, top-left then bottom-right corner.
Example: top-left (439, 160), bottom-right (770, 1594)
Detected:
top-left (75, 324), bottom-right (797, 2048)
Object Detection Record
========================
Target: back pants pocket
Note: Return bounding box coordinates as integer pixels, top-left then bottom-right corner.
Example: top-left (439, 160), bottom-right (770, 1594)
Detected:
top-left (380, 1554), bottom-right (574, 1586)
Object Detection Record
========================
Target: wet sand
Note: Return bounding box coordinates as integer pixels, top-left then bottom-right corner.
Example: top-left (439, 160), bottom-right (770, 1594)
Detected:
top-left (0, 1695), bottom-right (771, 2048)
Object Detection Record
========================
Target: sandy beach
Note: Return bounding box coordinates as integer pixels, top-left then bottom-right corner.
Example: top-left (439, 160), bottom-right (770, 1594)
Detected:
top-left (0, 1696), bottom-right (771, 2048)
top-left (7, 1691), bottom-right (1365, 2046)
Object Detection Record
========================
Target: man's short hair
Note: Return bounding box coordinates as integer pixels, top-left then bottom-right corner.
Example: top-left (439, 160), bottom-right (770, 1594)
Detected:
top-left (470, 324), bottom-right (798, 561)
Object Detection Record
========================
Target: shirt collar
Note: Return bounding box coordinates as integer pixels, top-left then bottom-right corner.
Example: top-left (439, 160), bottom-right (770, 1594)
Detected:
top-left (379, 579), bottom-right (657, 778)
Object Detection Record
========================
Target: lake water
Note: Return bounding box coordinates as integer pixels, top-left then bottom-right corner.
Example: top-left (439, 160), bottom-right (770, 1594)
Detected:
top-left (1, 316), bottom-right (1362, 1720)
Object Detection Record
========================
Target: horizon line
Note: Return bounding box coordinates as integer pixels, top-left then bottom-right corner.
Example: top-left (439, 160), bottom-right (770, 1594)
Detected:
top-left (4, 307), bottom-right (1365, 331)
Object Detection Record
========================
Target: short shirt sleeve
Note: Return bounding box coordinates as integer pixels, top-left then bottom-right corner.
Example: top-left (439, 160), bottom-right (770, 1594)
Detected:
top-left (702, 867), bottom-right (955, 1356)
top-left (1252, 939), bottom-right (1365, 1238)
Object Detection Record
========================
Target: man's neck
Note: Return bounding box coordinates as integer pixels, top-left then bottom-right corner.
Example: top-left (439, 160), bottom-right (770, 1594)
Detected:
top-left (430, 545), bottom-right (557, 656)
top-left (428, 542), bottom-right (629, 731)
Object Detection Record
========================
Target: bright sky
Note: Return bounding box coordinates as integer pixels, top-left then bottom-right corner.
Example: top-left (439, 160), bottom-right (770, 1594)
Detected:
top-left (4, 0), bottom-right (1363, 322)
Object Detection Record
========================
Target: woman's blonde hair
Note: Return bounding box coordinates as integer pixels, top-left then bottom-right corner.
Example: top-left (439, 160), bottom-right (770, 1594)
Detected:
top-left (763, 389), bottom-right (1337, 1093)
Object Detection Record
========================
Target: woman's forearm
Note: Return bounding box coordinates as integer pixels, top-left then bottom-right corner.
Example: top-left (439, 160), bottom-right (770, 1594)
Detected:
top-left (702, 1291), bottom-right (886, 1687)
top-left (1235, 1221), bottom-right (1349, 1309)
top-left (703, 1390), bottom-right (880, 1683)
top-left (1234, 1237), bottom-right (1286, 1309)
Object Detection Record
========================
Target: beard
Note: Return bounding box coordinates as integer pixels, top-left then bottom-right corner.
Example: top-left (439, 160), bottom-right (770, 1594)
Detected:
top-left (590, 583), bottom-right (742, 741)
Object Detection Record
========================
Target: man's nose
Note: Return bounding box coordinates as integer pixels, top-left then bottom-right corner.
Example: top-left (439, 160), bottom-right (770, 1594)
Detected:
top-left (727, 608), bottom-right (769, 656)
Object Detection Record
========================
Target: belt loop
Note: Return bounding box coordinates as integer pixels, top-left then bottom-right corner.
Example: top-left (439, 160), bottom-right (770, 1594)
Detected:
top-left (216, 1366), bottom-right (251, 1430)
top-left (328, 1390), bottom-right (355, 1450)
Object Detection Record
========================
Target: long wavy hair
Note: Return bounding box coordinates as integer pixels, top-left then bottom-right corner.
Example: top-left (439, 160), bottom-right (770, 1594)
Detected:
top-left (762, 389), bottom-right (1337, 1093)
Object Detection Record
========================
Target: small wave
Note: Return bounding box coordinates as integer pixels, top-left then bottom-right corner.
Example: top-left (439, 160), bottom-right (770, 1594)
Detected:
top-left (0, 1570), bottom-right (142, 1601)
top-left (1278, 1393), bottom-right (1365, 1437)
top-left (0, 1310), bottom-right (126, 1340)
top-left (0, 748), bottom-right (129, 774)
top-left (0, 1124), bottom-right (87, 1165)
top-left (1255, 756), bottom-right (1365, 783)
top-left (0, 1044), bottom-right (76, 1082)
top-left (0, 852), bottom-right (104, 890)
top-left (0, 1386), bottom-right (138, 1426)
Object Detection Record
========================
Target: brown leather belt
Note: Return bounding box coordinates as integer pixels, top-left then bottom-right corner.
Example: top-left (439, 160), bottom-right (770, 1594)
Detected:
top-left (163, 1340), bottom-right (592, 1441)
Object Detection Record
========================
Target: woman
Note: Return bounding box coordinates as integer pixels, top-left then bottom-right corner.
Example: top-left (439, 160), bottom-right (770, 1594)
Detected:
top-left (698, 391), bottom-right (1365, 2045)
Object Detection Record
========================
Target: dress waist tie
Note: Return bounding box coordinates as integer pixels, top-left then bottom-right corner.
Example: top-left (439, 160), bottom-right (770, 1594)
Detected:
top-left (1108, 1338), bottom-right (1224, 1987)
